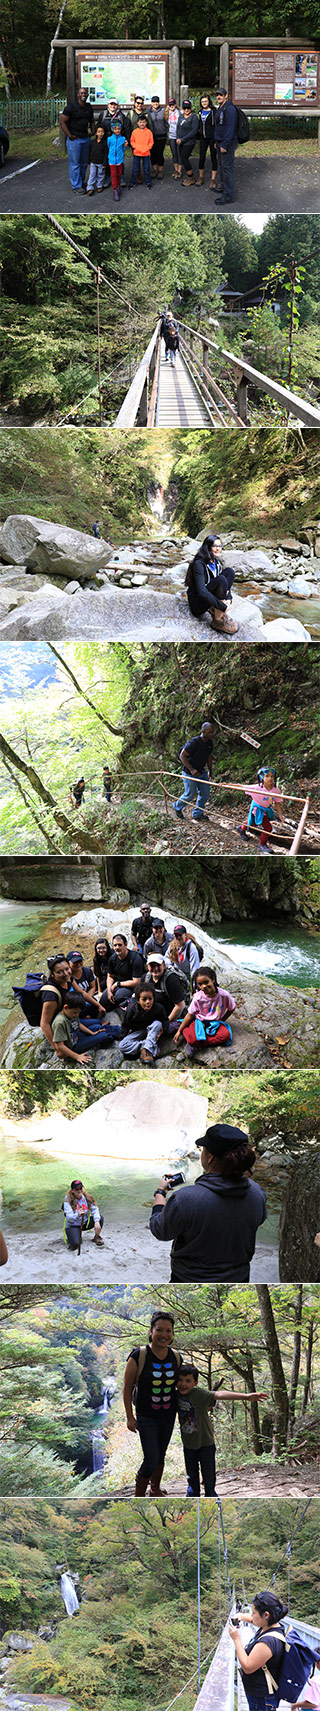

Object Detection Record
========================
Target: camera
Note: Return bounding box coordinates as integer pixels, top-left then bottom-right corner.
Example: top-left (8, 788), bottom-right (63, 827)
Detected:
top-left (164, 1171), bottom-right (186, 1188)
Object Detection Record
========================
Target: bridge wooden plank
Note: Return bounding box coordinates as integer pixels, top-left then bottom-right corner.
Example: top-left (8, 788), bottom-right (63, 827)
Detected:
top-left (156, 349), bottom-right (211, 428)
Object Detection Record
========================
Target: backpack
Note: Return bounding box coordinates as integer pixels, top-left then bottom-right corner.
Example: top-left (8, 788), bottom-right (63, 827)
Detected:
top-left (12, 973), bottom-right (59, 1028)
top-left (236, 107), bottom-right (250, 144)
top-left (162, 965), bottom-right (191, 1003)
top-left (184, 938), bottom-right (204, 965)
top-left (132, 1345), bottom-right (182, 1405)
top-left (261, 1628), bottom-right (320, 1704)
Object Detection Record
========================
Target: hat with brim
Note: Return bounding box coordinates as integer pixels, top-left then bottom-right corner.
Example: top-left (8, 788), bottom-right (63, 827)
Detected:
top-left (196, 1124), bottom-right (248, 1157)
top-left (173, 923), bottom-right (186, 935)
top-left (147, 953), bottom-right (165, 965)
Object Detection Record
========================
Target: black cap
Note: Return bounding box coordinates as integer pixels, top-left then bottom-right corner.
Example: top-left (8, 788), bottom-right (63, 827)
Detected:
top-left (196, 1124), bottom-right (248, 1157)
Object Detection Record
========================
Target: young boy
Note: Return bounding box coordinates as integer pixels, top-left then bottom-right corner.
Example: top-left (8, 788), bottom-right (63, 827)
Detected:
top-left (86, 124), bottom-right (107, 194)
top-left (52, 993), bottom-right (121, 1065)
top-left (107, 118), bottom-right (127, 201)
top-left (237, 765), bottom-right (285, 855)
top-left (129, 114), bottom-right (154, 188)
top-left (176, 1364), bottom-right (268, 1496)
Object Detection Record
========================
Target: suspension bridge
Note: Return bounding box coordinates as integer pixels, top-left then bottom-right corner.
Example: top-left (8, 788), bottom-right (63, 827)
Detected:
top-left (115, 317), bottom-right (320, 431)
top-left (193, 1611), bottom-right (320, 1711)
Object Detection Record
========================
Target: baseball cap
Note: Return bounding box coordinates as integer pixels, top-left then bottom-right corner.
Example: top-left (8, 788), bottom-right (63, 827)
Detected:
top-left (196, 1124), bottom-right (248, 1157)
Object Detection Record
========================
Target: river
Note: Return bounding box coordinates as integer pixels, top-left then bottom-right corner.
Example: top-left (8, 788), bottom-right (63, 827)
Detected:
top-left (214, 921), bottom-right (320, 988)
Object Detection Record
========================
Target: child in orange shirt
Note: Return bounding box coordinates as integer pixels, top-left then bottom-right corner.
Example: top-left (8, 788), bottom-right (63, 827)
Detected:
top-left (130, 114), bottom-right (154, 188)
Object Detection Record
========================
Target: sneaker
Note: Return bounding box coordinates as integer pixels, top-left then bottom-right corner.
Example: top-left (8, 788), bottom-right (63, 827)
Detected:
top-left (113, 188), bottom-right (120, 201)
top-left (173, 805), bottom-right (184, 817)
top-left (140, 1048), bottom-right (155, 1065)
top-left (237, 826), bottom-right (248, 840)
top-left (192, 813), bottom-right (210, 823)
top-left (185, 1043), bottom-right (195, 1060)
top-left (258, 845), bottom-right (270, 856)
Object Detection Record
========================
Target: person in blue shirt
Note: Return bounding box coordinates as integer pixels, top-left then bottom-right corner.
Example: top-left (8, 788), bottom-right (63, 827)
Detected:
top-left (214, 86), bottom-right (238, 204)
top-left (107, 119), bottom-right (127, 201)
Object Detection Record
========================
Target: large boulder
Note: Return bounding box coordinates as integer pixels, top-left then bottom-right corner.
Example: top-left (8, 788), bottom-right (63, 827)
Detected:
top-left (222, 547), bottom-right (276, 578)
top-left (0, 514), bottom-right (112, 580)
top-left (288, 576), bottom-right (313, 599)
top-left (262, 617), bottom-right (311, 642)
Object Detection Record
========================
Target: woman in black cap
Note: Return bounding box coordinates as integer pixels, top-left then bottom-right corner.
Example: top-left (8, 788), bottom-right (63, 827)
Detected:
top-left (149, 1124), bottom-right (267, 1282)
top-left (229, 1591), bottom-right (289, 1711)
top-left (185, 534), bottom-right (238, 635)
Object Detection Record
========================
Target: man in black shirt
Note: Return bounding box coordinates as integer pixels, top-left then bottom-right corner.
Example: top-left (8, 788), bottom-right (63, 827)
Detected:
top-left (102, 933), bottom-right (144, 1009)
top-left (145, 953), bottom-right (188, 1030)
top-left (60, 87), bottom-right (95, 192)
top-left (131, 904), bottom-right (155, 953)
top-left (174, 722), bottom-right (214, 823)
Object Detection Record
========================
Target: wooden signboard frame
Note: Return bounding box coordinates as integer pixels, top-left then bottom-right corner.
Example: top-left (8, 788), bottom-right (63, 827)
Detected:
top-left (232, 46), bottom-right (320, 109)
top-left (75, 48), bottom-right (169, 107)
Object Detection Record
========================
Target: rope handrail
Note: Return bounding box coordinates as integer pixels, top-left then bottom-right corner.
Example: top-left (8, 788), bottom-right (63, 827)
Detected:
top-left (178, 319), bottom-right (320, 426)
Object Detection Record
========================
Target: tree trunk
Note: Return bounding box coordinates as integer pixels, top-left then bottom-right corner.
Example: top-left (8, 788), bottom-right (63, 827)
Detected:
top-left (48, 645), bottom-right (124, 735)
top-left (302, 1319), bottom-right (314, 1413)
top-left (46, 0), bottom-right (67, 95)
top-left (256, 1285), bottom-right (289, 1455)
top-left (2, 756), bottom-right (63, 854)
top-left (279, 1154), bottom-right (320, 1282)
top-left (287, 1286), bottom-right (302, 1440)
top-left (246, 1351), bottom-right (263, 1456)
top-left (0, 729), bottom-right (99, 853)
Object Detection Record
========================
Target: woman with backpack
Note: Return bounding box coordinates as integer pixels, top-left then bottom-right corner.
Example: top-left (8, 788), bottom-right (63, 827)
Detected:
top-left (123, 1309), bottom-right (182, 1495)
top-left (40, 958), bottom-right (72, 1049)
top-left (166, 923), bottom-right (201, 984)
top-left (229, 1593), bottom-right (289, 1711)
top-left (185, 534), bottom-right (238, 636)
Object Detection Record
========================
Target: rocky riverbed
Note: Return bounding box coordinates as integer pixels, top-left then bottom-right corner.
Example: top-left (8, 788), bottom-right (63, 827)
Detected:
top-left (1, 903), bottom-right (319, 1071)
top-left (0, 516), bottom-right (318, 641)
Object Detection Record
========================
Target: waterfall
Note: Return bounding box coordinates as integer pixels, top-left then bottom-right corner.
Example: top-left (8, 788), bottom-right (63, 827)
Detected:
top-left (97, 1387), bottom-right (109, 1419)
top-left (92, 1430), bottom-right (106, 1475)
top-left (60, 1573), bottom-right (79, 1617)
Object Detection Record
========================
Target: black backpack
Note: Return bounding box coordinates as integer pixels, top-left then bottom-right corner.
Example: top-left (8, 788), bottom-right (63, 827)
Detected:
top-left (184, 938), bottom-right (204, 964)
top-left (236, 107), bottom-right (250, 144)
top-left (12, 973), bottom-right (59, 1028)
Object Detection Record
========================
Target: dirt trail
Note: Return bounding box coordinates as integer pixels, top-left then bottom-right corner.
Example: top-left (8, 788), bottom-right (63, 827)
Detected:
top-left (110, 1466), bottom-right (320, 1500)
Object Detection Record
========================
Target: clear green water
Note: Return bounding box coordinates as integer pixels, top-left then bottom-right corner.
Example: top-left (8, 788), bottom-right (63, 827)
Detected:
top-left (0, 902), bottom-right (65, 1033)
top-left (0, 1137), bottom-right (279, 1245)
top-left (216, 921), bottom-right (320, 989)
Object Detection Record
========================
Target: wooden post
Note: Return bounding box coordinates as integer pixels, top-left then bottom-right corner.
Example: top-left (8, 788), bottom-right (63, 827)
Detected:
top-left (220, 40), bottom-right (230, 89)
top-left (202, 339), bottom-right (209, 387)
top-left (236, 370), bottom-right (248, 424)
top-left (96, 269), bottom-right (102, 425)
top-left (289, 795), bottom-right (310, 854)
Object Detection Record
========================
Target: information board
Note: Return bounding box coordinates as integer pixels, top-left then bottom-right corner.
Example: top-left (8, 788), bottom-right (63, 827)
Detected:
top-left (76, 50), bottom-right (168, 107)
top-left (233, 47), bottom-right (319, 107)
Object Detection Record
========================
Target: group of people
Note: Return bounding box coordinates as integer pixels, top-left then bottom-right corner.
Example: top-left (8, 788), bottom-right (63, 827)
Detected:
top-left (18, 904), bottom-right (236, 1066)
top-left (71, 766), bottom-right (112, 811)
top-left (60, 87), bottom-right (238, 202)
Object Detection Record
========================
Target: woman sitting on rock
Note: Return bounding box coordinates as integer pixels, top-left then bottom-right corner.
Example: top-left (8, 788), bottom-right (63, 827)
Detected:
top-left (119, 979), bottom-right (169, 1065)
top-left (40, 957), bottom-right (72, 1049)
top-left (185, 533), bottom-right (238, 635)
top-left (174, 965), bottom-right (235, 1059)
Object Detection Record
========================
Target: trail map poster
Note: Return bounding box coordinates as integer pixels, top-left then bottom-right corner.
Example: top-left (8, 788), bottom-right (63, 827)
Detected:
top-left (233, 47), bottom-right (319, 107)
top-left (76, 51), bottom-right (168, 106)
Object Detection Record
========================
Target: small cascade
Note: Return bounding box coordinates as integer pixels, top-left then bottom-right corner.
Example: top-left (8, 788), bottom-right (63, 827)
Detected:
top-left (60, 1573), bottom-right (79, 1618)
top-left (92, 1430), bottom-right (106, 1475)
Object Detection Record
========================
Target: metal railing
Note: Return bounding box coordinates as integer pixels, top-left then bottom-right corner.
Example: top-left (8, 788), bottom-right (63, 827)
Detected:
top-left (0, 96), bottom-right (65, 129)
top-left (193, 1614), bottom-right (235, 1711)
top-left (177, 320), bottom-right (320, 427)
top-left (114, 322), bottom-right (161, 428)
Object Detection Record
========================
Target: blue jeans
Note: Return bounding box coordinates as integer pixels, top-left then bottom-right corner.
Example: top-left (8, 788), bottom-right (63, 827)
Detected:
top-left (137, 1412), bottom-right (175, 1479)
top-left (66, 1214), bottom-right (104, 1250)
top-left (174, 769), bottom-right (210, 820)
top-left (87, 161), bottom-right (105, 190)
top-left (217, 142), bottom-right (236, 200)
top-left (66, 136), bottom-right (89, 189)
top-left (119, 1018), bottom-right (162, 1059)
top-left (244, 1699), bottom-right (278, 1711)
top-left (131, 154), bottom-right (151, 186)
top-left (76, 1023), bottom-right (121, 1052)
top-left (184, 1443), bottom-right (216, 1496)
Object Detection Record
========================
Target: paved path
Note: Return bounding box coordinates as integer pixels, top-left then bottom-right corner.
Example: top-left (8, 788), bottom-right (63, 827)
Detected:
top-left (156, 348), bottom-right (210, 428)
top-left (0, 153), bottom-right (319, 212)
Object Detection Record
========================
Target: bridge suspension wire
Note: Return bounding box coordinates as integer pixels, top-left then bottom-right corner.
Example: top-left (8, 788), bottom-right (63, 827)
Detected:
top-left (271, 1497), bottom-right (312, 1607)
top-left (152, 1497), bottom-right (232, 1711)
top-left (45, 212), bottom-right (147, 318)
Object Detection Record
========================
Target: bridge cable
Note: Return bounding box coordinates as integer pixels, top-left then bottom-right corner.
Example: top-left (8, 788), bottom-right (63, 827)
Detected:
top-left (153, 1496), bottom-right (232, 1711)
top-left (271, 1497), bottom-right (312, 1609)
top-left (45, 212), bottom-right (150, 319)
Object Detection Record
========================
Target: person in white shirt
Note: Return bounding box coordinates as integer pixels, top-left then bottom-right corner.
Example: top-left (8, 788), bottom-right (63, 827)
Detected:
top-left (63, 1179), bottom-right (104, 1251)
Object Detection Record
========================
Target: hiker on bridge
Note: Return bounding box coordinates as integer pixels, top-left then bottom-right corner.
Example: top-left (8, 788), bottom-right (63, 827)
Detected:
top-left (214, 87), bottom-right (238, 205)
top-left (185, 533), bottom-right (238, 635)
top-left (123, 1308), bottom-right (183, 1495)
top-left (173, 964), bottom-right (235, 1058)
top-left (237, 766), bottom-right (285, 855)
top-left (60, 88), bottom-right (95, 193)
top-left (174, 720), bottom-right (214, 822)
top-left (229, 1591), bottom-right (289, 1708)
top-left (149, 1122), bottom-right (267, 1281)
top-left (160, 310), bottom-right (179, 366)
top-left (63, 1179), bottom-right (104, 1251)
top-left (197, 95), bottom-right (217, 190)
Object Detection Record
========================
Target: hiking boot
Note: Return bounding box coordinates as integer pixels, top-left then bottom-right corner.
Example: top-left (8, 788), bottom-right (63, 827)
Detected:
top-left (135, 1473), bottom-right (149, 1496)
top-left (150, 1464), bottom-right (167, 1495)
top-left (237, 825), bottom-right (248, 840)
top-left (173, 805), bottom-right (184, 817)
top-left (182, 172), bottom-right (195, 186)
top-left (192, 813), bottom-right (210, 823)
top-left (140, 1048), bottom-right (155, 1065)
top-left (211, 613), bottom-right (239, 635)
top-left (196, 169), bottom-right (204, 185)
top-left (92, 1234), bottom-right (104, 1247)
